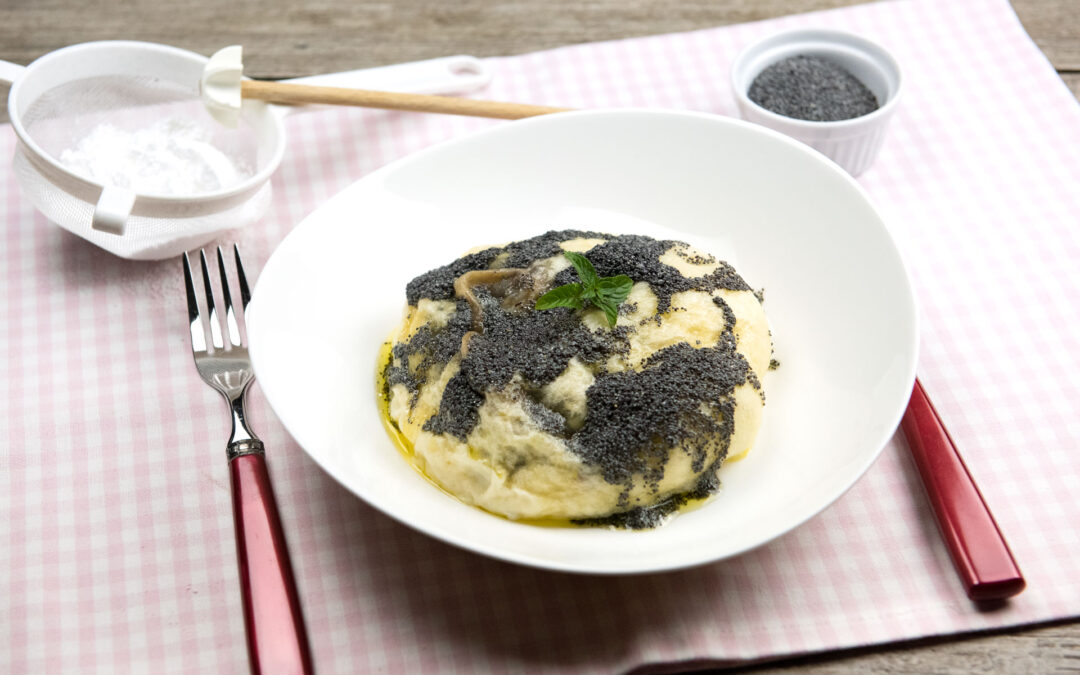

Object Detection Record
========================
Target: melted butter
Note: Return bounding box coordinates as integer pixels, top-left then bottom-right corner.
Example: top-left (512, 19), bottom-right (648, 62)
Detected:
top-left (377, 341), bottom-right (451, 496)
top-left (376, 339), bottom-right (726, 529)
top-left (726, 447), bottom-right (750, 463)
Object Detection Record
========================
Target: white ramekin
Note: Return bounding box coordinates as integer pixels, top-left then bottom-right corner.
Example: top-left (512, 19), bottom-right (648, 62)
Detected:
top-left (730, 28), bottom-right (903, 177)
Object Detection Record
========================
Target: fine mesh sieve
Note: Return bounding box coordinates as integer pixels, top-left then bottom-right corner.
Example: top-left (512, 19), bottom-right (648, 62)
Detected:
top-left (1, 41), bottom-right (491, 260)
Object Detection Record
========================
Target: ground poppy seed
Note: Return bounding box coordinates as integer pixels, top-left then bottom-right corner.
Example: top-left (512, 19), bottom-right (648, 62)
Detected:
top-left (748, 54), bottom-right (879, 122)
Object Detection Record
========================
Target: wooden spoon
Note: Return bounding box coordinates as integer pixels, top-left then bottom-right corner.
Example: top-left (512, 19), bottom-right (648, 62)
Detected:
top-left (240, 79), bottom-right (570, 120)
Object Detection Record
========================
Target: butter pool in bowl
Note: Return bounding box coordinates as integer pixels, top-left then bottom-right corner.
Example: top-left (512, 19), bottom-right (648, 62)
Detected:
top-left (246, 109), bottom-right (917, 573)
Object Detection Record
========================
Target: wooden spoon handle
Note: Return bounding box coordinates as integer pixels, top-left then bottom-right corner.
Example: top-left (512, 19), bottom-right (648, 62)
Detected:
top-left (241, 79), bottom-right (571, 120)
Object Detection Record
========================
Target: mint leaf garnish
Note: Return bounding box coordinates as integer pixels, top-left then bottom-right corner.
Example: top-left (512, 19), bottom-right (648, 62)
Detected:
top-left (594, 297), bottom-right (620, 327)
top-left (595, 275), bottom-right (633, 306)
top-left (562, 251), bottom-right (599, 288)
top-left (535, 282), bottom-right (585, 310)
top-left (535, 252), bottom-right (634, 327)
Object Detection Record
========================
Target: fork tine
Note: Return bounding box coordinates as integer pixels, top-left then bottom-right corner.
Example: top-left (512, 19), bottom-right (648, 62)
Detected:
top-left (217, 246), bottom-right (243, 347)
top-left (183, 252), bottom-right (208, 354)
top-left (234, 244), bottom-right (252, 311)
top-left (199, 249), bottom-right (225, 350)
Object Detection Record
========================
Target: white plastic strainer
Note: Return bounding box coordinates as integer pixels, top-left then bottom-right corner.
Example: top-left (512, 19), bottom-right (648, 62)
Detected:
top-left (1, 41), bottom-right (491, 260)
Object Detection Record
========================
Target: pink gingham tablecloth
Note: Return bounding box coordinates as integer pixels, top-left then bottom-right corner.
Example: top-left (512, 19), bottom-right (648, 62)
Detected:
top-left (4, 0), bottom-right (1080, 671)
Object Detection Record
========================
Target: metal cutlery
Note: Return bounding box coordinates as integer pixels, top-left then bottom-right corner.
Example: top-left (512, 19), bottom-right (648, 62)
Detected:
top-left (184, 245), bottom-right (314, 674)
top-left (901, 378), bottom-right (1025, 602)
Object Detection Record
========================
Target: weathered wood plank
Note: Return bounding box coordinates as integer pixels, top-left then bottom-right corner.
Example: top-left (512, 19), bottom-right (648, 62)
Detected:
top-left (0, 0), bottom-right (872, 78)
top-left (729, 619), bottom-right (1080, 674)
top-left (1, 1), bottom-right (1076, 75)
top-left (1062, 71), bottom-right (1080, 99)
top-left (1013, 0), bottom-right (1080, 68)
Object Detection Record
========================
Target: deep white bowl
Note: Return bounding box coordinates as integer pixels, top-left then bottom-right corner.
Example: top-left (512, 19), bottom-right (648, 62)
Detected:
top-left (731, 29), bottom-right (903, 176)
top-left (247, 109), bottom-right (918, 574)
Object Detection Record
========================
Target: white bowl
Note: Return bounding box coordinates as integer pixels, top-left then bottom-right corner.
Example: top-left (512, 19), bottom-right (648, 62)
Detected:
top-left (730, 29), bottom-right (903, 176)
top-left (247, 109), bottom-right (918, 574)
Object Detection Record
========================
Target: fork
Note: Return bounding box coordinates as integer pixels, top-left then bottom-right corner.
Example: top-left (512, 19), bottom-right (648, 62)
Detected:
top-left (184, 245), bottom-right (314, 675)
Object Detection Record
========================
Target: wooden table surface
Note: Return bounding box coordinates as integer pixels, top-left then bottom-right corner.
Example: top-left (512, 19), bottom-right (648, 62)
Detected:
top-left (1, 1), bottom-right (1077, 672)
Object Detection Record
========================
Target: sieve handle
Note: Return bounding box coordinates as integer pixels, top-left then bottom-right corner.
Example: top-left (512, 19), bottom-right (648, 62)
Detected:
top-left (0, 59), bottom-right (26, 85)
top-left (92, 186), bottom-right (135, 235)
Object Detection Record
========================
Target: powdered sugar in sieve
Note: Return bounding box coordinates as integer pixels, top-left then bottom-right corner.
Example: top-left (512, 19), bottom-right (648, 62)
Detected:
top-left (58, 118), bottom-right (252, 195)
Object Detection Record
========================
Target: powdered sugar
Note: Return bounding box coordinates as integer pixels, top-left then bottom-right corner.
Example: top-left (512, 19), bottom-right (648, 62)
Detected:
top-left (59, 118), bottom-right (251, 195)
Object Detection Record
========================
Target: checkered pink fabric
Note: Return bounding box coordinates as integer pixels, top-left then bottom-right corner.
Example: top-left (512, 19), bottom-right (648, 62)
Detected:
top-left (4, 0), bottom-right (1079, 671)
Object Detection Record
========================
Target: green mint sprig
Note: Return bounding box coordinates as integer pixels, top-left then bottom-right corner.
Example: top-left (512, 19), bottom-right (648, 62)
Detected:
top-left (534, 251), bottom-right (633, 327)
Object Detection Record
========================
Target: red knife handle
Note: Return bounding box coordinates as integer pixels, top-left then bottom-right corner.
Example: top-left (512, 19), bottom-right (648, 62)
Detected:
top-left (900, 378), bottom-right (1025, 602)
top-left (230, 447), bottom-right (314, 674)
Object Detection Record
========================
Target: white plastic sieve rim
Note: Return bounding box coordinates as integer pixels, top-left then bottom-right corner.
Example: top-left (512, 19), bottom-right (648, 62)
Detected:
top-left (6, 40), bottom-right (288, 211)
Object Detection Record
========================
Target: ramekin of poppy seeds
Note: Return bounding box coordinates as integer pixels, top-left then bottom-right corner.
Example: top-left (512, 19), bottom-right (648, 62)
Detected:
top-left (748, 55), bottom-right (879, 122)
top-left (730, 28), bottom-right (903, 176)
top-left (380, 230), bottom-right (773, 529)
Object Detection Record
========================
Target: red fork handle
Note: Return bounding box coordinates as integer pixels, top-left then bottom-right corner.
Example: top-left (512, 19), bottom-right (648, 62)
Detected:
top-left (900, 378), bottom-right (1025, 602)
top-left (230, 450), bottom-right (314, 674)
